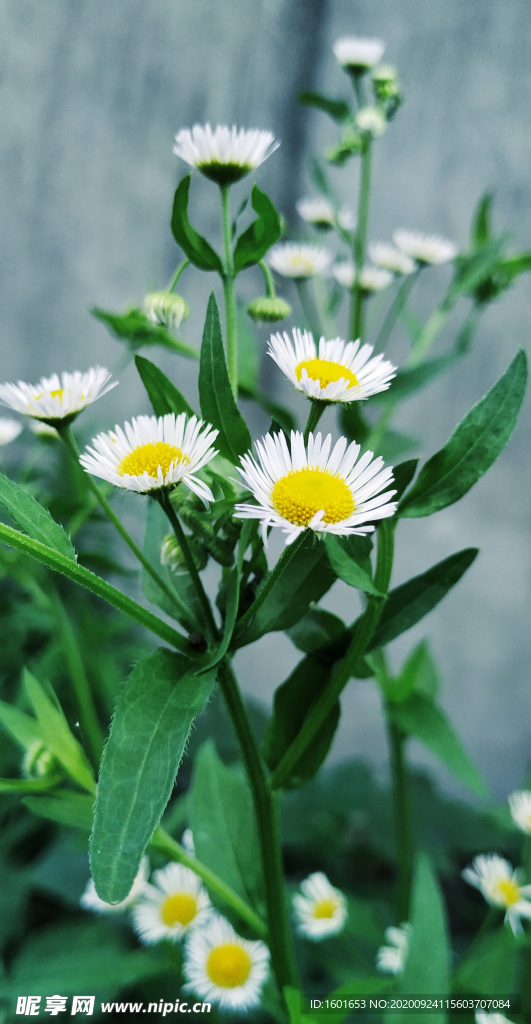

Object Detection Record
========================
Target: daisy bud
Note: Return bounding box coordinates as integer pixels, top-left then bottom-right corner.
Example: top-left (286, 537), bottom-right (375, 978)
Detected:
top-left (22, 741), bottom-right (60, 781)
top-left (247, 296), bottom-right (292, 323)
top-left (144, 291), bottom-right (189, 331)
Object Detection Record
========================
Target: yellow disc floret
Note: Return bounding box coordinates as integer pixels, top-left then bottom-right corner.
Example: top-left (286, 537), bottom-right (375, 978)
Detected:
top-left (271, 467), bottom-right (355, 527)
top-left (494, 878), bottom-right (521, 907)
top-left (296, 358), bottom-right (359, 390)
top-left (160, 892), bottom-right (198, 927)
top-left (313, 898), bottom-right (340, 919)
top-left (118, 442), bottom-right (188, 479)
top-left (206, 943), bottom-right (253, 988)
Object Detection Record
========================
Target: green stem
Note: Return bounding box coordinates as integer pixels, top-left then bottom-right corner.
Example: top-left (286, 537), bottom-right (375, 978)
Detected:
top-left (158, 492), bottom-right (218, 642)
top-left (151, 827), bottom-right (267, 939)
top-left (167, 258), bottom-right (190, 292)
top-left (271, 519), bottom-right (394, 790)
top-left (235, 532), bottom-right (307, 640)
top-left (387, 716), bottom-right (413, 919)
top-left (217, 663), bottom-right (299, 994)
top-left (49, 587), bottom-right (104, 769)
top-left (352, 73), bottom-right (365, 109)
top-left (409, 303), bottom-right (451, 366)
top-left (373, 268), bottom-right (421, 353)
top-left (259, 259), bottom-right (277, 298)
top-left (350, 138), bottom-right (372, 341)
top-left (295, 278), bottom-right (324, 338)
top-left (220, 184), bottom-right (238, 399)
top-left (303, 401), bottom-right (326, 443)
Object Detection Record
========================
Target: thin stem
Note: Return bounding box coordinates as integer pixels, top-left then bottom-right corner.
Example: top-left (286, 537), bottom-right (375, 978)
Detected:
top-left (387, 717), bottom-right (413, 919)
top-left (303, 401), bottom-right (326, 443)
top-left (167, 258), bottom-right (190, 292)
top-left (373, 268), bottom-right (421, 354)
top-left (218, 663), bottom-right (299, 994)
top-left (350, 138), bottom-right (372, 341)
top-left (151, 827), bottom-right (267, 939)
top-left (48, 586), bottom-right (104, 769)
top-left (295, 278), bottom-right (324, 338)
top-left (271, 519), bottom-right (394, 790)
top-left (220, 183), bottom-right (238, 398)
top-left (235, 532), bottom-right (307, 640)
top-left (158, 492), bottom-right (218, 642)
top-left (351, 73), bottom-right (365, 110)
top-left (258, 259), bottom-right (276, 298)
top-left (408, 303), bottom-right (451, 366)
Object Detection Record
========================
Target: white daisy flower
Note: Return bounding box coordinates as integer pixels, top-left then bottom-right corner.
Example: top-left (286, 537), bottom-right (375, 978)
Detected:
top-left (79, 413), bottom-right (218, 502)
top-left (508, 790), bottom-right (531, 835)
top-left (296, 197), bottom-right (355, 233)
top-left (144, 291), bottom-right (189, 330)
top-left (476, 1013), bottom-right (515, 1024)
top-left (368, 242), bottom-right (416, 276)
top-left (133, 862), bottom-right (211, 944)
top-left (81, 857), bottom-right (149, 914)
top-left (356, 106), bottom-right (387, 138)
top-left (181, 828), bottom-right (196, 856)
top-left (333, 262), bottom-right (393, 293)
top-left (29, 421), bottom-right (59, 438)
top-left (172, 124), bottom-right (279, 185)
top-left (268, 243), bottom-right (332, 280)
top-left (0, 418), bottom-right (22, 446)
top-left (393, 229), bottom-right (458, 266)
top-left (267, 328), bottom-right (396, 404)
top-left (235, 430), bottom-right (397, 546)
top-left (183, 914), bottom-right (270, 1012)
top-left (333, 36), bottom-right (386, 73)
top-left (0, 367), bottom-right (117, 427)
top-left (292, 872), bottom-right (348, 941)
top-left (376, 922), bottom-right (412, 975)
top-left (462, 854), bottom-right (531, 935)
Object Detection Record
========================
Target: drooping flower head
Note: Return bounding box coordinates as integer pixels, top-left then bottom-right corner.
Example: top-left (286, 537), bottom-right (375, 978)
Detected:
top-left (132, 863), bottom-right (211, 944)
top-left (0, 367), bottom-right (117, 427)
top-left (376, 922), bottom-right (412, 975)
top-left (368, 242), bottom-right (416, 276)
top-left (173, 124), bottom-right (279, 185)
top-left (333, 262), bottom-right (393, 293)
top-left (183, 914), bottom-right (270, 1012)
top-left (463, 854), bottom-right (531, 934)
top-left (81, 857), bottom-right (150, 914)
top-left (333, 36), bottom-right (386, 74)
top-left (268, 328), bottom-right (396, 404)
top-left (144, 291), bottom-right (189, 330)
top-left (80, 413), bottom-right (218, 502)
top-left (393, 229), bottom-right (458, 266)
top-left (268, 243), bottom-right (332, 280)
top-left (296, 197), bottom-right (355, 233)
top-left (0, 418), bottom-right (22, 446)
top-left (508, 790), bottom-right (531, 835)
top-left (292, 872), bottom-right (348, 940)
top-left (235, 430), bottom-right (396, 546)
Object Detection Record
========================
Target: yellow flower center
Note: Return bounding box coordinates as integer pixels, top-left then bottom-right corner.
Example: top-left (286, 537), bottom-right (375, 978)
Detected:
top-left (271, 467), bottom-right (355, 527)
top-left (494, 879), bottom-right (521, 907)
top-left (296, 358), bottom-right (358, 390)
top-left (118, 442), bottom-right (188, 479)
top-left (206, 943), bottom-right (252, 989)
top-left (313, 898), bottom-right (339, 919)
top-left (160, 892), bottom-right (198, 927)
top-left (288, 255), bottom-right (317, 275)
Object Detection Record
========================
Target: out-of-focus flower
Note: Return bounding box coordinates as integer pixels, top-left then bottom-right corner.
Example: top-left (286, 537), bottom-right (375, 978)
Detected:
top-left (376, 922), bottom-right (412, 975)
top-left (393, 229), bottom-right (458, 266)
top-left (356, 106), bottom-right (387, 137)
top-left (368, 242), bottom-right (416, 276)
top-left (144, 291), bottom-right (189, 330)
top-left (333, 36), bottom-right (385, 74)
top-left (0, 368), bottom-right (117, 427)
top-left (463, 854), bottom-right (531, 934)
top-left (173, 124), bottom-right (278, 185)
top-left (333, 262), bottom-right (393, 293)
top-left (0, 418), bottom-right (22, 446)
top-left (183, 914), bottom-right (270, 1012)
top-left (296, 197), bottom-right (355, 233)
top-left (81, 857), bottom-right (150, 914)
top-left (268, 243), bottom-right (332, 280)
top-left (508, 790), bottom-right (531, 835)
top-left (292, 872), bottom-right (348, 940)
top-left (133, 863), bottom-right (211, 944)
top-left (268, 328), bottom-right (395, 404)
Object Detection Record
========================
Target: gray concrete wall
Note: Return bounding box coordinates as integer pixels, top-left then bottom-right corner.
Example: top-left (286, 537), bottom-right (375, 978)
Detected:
top-left (1, 0), bottom-right (529, 800)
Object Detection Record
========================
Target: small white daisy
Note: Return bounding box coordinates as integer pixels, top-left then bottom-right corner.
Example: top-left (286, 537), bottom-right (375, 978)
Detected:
top-left (508, 790), bottom-right (531, 835)
top-left (356, 106), bottom-right (387, 138)
top-left (333, 36), bottom-right (386, 73)
top-left (183, 914), bottom-right (270, 1012)
top-left (267, 328), bottom-right (396, 404)
top-left (333, 262), bottom-right (393, 293)
top-left (132, 862), bottom-right (211, 944)
top-left (79, 413), bottom-right (218, 502)
top-left (463, 854), bottom-right (531, 935)
top-left (0, 367), bottom-right (117, 427)
top-left (268, 243), bottom-right (332, 280)
top-left (376, 922), bottom-right (412, 975)
top-left (0, 418), bottom-right (22, 446)
top-left (81, 857), bottom-right (149, 914)
top-left (144, 291), bottom-right (189, 330)
top-left (292, 872), bottom-right (347, 940)
top-left (235, 430), bottom-right (397, 546)
top-left (368, 242), bottom-right (416, 276)
top-left (173, 124), bottom-right (279, 185)
top-left (393, 229), bottom-right (458, 266)
top-left (296, 197), bottom-right (355, 233)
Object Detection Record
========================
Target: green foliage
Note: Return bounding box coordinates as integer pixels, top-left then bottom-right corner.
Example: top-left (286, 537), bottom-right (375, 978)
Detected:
top-left (454, 928), bottom-right (518, 995)
top-left (171, 174), bottom-right (223, 272)
top-left (390, 641), bottom-right (439, 704)
top-left (288, 608), bottom-right (346, 654)
top-left (0, 472), bottom-right (76, 562)
top-left (198, 293), bottom-right (252, 462)
top-left (92, 305), bottom-right (196, 356)
top-left (135, 354), bottom-right (196, 417)
top-left (299, 90), bottom-right (351, 123)
top-left (23, 669), bottom-right (95, 793)
top-left (325, 533), bottom-right (382, 596)
top-left (400, 350), bottom-right (527, 517)
top-left (90, 649), bottom-right (217, 903)
top-left (23, 791), bottom-right (95, 830)
top-left (233, 185), bottom-right (282, 272)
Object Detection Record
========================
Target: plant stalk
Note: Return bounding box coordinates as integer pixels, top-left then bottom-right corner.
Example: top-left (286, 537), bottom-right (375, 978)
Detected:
top-left (373, 268), bottom-right (421, 353)
top-left (303, 401), bottom-right (326, 443)
top-left (387, 716), bottom-right (413, 919)
top-left (158, 492), bottom-right (218, 642)
top-left (220, 183), bottom-right (238, 398)
top-left (350, 137), bottom-right (372, 341)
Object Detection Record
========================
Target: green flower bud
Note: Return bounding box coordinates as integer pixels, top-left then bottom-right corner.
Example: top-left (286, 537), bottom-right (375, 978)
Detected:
top-left (161, 532), bottom-right (208, 572)
top-left (247, 296), bottom-right (292, 323)
top-left (144, 291), bottom-right (190, 331)
top-left (22, 742), bottom-right (61, 781)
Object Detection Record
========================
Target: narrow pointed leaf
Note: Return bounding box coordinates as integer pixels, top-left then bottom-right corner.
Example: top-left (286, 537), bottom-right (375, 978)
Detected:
top-left (0, 472), bottom-right (76, 561)
top-left (0, 700), bottom-right (43, 750)
top-left (392, 458), bottom-right (419, 501)
top-left (198, 293), bottom-right (251, 462)
top-left (391, 640), bottom-right (439, 704)
top-left (325, 534), bottom-right (382, 596)
top-left (454, 929), bottom-right (517, 995)
top-left (171, 174), bottom-right (223, 272)
top-left (92, 306), bottom-right (196, 357)
top-left (400, 350), bottom-right (527, 517)
top-left (288, 608), bottom-right (346, 654)
top-left (471, 191), bottom-right (493, 248)
top-left (299, 90), bottom-right (351, 123)
top-left (23, 792), bottom-right (94, 831)
top-left (233, 185), bottom-right (281, 272)
top-left (23, 670), bottom-right (95, 793)
top-left (90, 650), bottom-right (217, 903)
top-left (135, 355), bottom-right (196, 418)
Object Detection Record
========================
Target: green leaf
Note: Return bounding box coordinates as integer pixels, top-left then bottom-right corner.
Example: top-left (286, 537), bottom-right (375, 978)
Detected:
top-left (288, 608), bottom-right (346, 654)
top-left (236, 303), bottom-right (260, 391)
top-left (23, 791), bottom-right (94, 830)
top-left (171, 174), bottom-right (223, 272)
top-left (392, 459), bottom-right (419, 501)
top-left (135, 354), bottom-right (196, 418)
top-left (90, 649), bottom-right (216, 903)
top-left (309, 158), bottom-right (334, 201)
top-left (368, 549), bottom-right (478, 651)
top-left (454, 928), bottom-right (517, 995)
top-left (400, 350), bottom-right (527, 517)
top-left (0, 777), bottom-right (59, 794)
top-left (390, 641), bottom-right (439, 703)
top-left (92, 306), bottom-right (196, 356)
top-left (389, 694), bottom-right (487, 796)
top-left (0, 700), bottom-right (43, 750)
top-left (263, 655), bottom-right (340, 788)
top-left (390, 855), bottom-right (449, 1024)
top-left (189, 741), bottom-right (263, 909)
top-left (233, 185), bottom-right (281, 272)
top-left (498, 250), bottom-right (531, 283)
top-left (325, 534), bottom-right (382, 596)
top-left (471, 191), bottom-right (493, 248)
top-left (23, 670), bottom-right (95, 793)
top-left (374, 352), bottom-right (460, 405)
top-left (299, 90), bottom-right (351, 122)
top-left (198, 293), bottom-right (252, 462)
top-left (448, 237), bottom-right (506, 303)
top-left (0, 472), bottom-right (76, 562)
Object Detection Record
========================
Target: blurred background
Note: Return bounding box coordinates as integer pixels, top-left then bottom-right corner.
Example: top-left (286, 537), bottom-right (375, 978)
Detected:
top-left (1, 0), bottom-right (529, 801)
